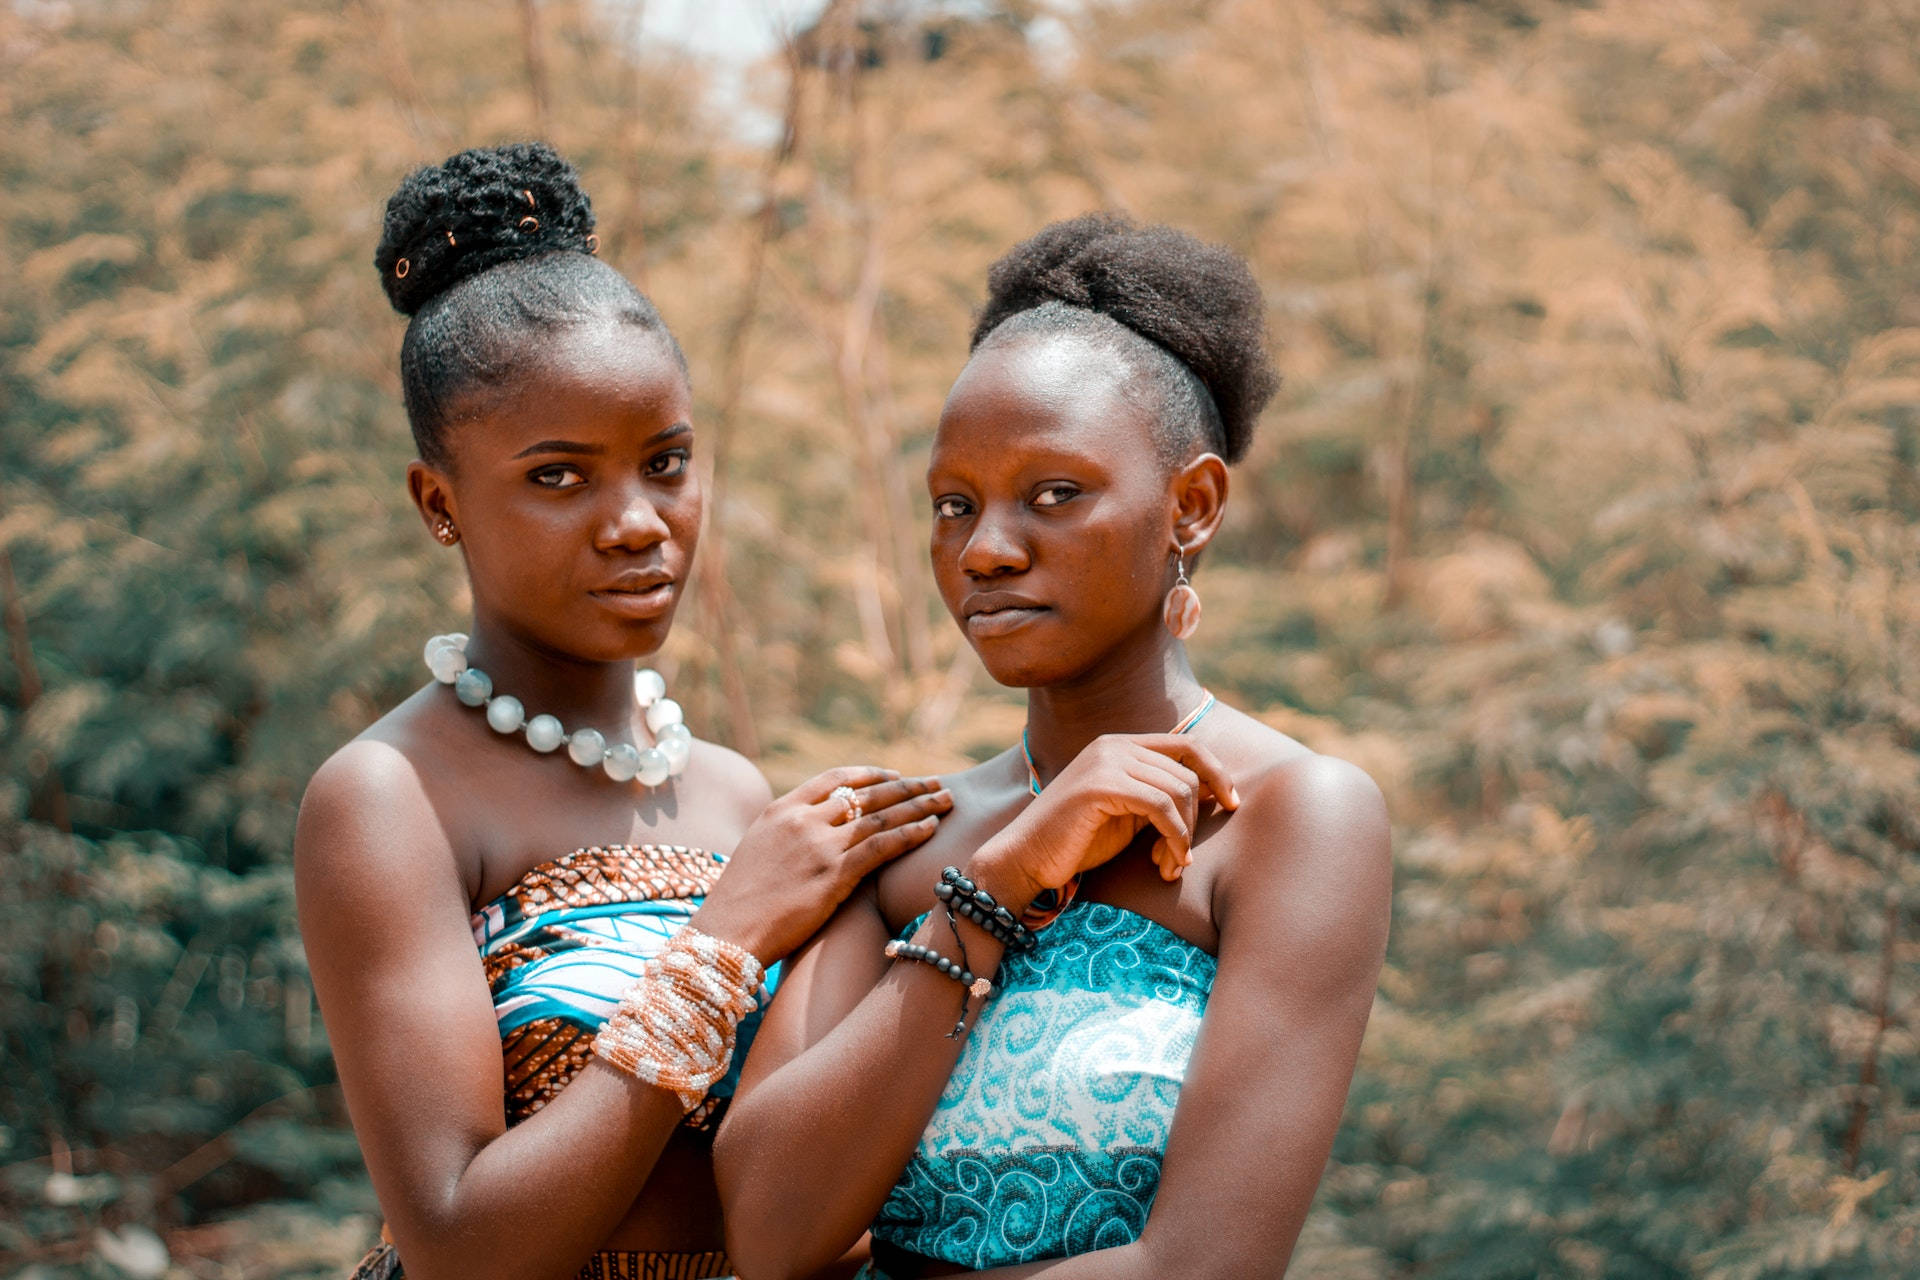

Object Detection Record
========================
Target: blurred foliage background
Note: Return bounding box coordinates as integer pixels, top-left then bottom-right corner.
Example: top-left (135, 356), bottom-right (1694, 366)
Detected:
top-left (3, 0), bottom-right (1918, 1275)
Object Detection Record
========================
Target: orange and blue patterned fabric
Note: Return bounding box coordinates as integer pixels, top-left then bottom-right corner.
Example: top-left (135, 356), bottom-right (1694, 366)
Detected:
top-left (470, 842), bottom-right (775, 1129)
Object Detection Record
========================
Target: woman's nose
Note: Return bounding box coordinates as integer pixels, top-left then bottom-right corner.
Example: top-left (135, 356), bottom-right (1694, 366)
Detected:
top-left (597, 480), bottom-right (670, 552)
top-left (959, 510), bottom-right (1030, 579)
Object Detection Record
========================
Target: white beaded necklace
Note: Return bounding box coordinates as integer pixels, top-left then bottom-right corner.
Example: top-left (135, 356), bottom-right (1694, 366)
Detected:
top-left (424, 633), bottom-right (691, 786)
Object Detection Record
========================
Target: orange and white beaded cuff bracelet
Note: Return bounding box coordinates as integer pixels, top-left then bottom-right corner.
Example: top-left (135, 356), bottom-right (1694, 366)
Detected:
top-left (591, 926), bottom-right (766, 1112)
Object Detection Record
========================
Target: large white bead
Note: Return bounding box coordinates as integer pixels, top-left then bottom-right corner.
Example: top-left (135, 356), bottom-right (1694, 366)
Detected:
top-left (644, 697), bottom-right (683, 734)
top-left (659, 729), bottom-right (692, 776)
top-left (568, 727), bottom-right (606, 767)
top-left (526, 714), bottom-right (565, 753)
top-left (428, 644), bottom-right (468, 684)
top-left (454, 668), bottom-right (491, 706)
top-left (603, 742), bottom-right (640, 782)
top-left (486, 696), bottom-right (525, 734)
top-left (636, 747), bottom-right (671, 787)
top-left (633, 668), bottom-right (667, 707)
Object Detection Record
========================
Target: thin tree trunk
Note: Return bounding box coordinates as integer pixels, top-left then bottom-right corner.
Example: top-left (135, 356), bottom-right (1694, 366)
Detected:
top-left (518, 0), bottom-right (552, 137)
top-left (691, 35), bottom-right (813, 758)
top-left (813, 12), bottom-right (931, 723)
top-left (852, 25), bottom-right (934, 688)
top-left (1385, 43), bottom-right (1445, 610)
top-left (612, 0), bottom-right (653, 285)
top-left (1, 548), bottom-right (70, 834)
top-left (1842, 893), bottom-right (1899, 1172)
top-left (357, 0), bottom-right (451, 150)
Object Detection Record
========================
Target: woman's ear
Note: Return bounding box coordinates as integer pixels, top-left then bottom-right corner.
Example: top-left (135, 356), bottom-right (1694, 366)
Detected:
top-left (407, 459), bottom-right (461, 546)
top-left (1170, 453), bottom-right (1229, 558)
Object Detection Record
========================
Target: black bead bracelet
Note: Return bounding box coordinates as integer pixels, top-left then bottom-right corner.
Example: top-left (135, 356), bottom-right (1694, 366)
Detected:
top-left (883, 937), bottom-right (994, 1038)
top-left (936, 866), bottom-right (1037, 953)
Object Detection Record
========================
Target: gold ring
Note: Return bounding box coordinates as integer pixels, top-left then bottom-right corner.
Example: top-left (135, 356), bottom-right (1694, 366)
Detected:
top-left (830, 784), bottom-right (862, 824)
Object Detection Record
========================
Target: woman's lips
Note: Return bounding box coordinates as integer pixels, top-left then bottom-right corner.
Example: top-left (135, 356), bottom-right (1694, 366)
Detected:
top-left (965, 605), bottom-right (1049, 638)
top-left (590, 582), bottom-right (675, 619)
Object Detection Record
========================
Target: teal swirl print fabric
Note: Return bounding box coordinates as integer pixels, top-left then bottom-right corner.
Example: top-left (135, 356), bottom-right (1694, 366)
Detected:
top-left (870, 901), bottom-right (1216, 1269)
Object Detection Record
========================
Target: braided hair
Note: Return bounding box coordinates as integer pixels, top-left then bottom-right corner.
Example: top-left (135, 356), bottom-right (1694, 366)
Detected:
top-left (970, 213), bottom-right (1278, 466)
top-left (374, 142), bottom-right (681, 465)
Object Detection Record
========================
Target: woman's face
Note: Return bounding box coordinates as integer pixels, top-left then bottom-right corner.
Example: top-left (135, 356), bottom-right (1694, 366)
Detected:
top-left (927, 333), bottom-right (1179, 688)
top-left (418, 320), bottom-right (700, 661)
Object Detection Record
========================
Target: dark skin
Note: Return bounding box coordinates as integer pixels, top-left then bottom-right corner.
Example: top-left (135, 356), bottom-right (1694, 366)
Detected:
top-left (294, 319), bottom-right (951, 1280)
top-left (716, 334), bottom-right (1393, 1280)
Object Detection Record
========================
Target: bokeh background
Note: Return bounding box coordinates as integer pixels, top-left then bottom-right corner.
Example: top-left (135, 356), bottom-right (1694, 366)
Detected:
top-left (4, 0), bottom-right (1918, 1275)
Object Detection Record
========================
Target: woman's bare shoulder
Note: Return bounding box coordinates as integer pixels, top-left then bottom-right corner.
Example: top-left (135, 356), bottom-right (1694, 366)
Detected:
top-left (295, 687), bottom-right (468, 904)
top-left (872, 749), bottom-right (1022, 919)
top-left (1210, 708), bottom-right (1391, 966)
top-left (683, 738), bottom-right (774, 830)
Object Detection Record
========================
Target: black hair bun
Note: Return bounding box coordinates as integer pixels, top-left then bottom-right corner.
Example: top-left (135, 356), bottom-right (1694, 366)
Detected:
top-left (972, 212), bottom-right (1279, 464)
top-left (374, 141), bottom-right (597, 317)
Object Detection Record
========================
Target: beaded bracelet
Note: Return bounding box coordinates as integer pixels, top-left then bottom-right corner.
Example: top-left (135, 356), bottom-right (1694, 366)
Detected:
top-left (935, 866), bottom-right (1037, 953)
top-left (592, 926), bottom-right (765, 1111)
top-left (884, 937), bottom-right (994, 1038)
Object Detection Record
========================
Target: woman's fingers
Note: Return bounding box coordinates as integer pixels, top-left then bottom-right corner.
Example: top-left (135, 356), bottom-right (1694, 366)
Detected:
top-left (1128, 754), bottom-right (1203, 852)
top-left (789, 765), bottom-right (902, 806)
top-left (850, 775), bottom-right (947, 819)
top-left (1127, 736), bottom-right (1239, 810)
top-left (844, 814), bottom-right (943, 877)
top-left (1107, 775), bottom-right (1190, 871)
top-left (1149, 836), bottom-right (1183, 881)
top-left (849, 787), bottom-right (951, 837)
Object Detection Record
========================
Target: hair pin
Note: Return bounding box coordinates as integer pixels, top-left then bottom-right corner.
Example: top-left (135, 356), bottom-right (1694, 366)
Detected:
top-left (394, 257), bottom-right (410, 278)
top-left (444, 230), bottom-right (457, 247)
top-left (522, 188), bottom-right (536, 209)
top-left (585, 233), bottom-right (599, 254)
top-left (519, 215), bottom-right (539, 233)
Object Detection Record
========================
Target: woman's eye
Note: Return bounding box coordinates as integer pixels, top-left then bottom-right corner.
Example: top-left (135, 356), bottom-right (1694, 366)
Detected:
top-left (648, 448), bottom-right (692, 478)
top-left (531, 466), bottom-right (586, 489)
top-left (1031, 485), bottom-right (1080, 508)
top-left (934, 496), bottom-right (973, 519)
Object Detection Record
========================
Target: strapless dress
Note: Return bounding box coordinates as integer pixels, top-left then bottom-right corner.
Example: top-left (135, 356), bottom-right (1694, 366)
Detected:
top-left (867, 899), bottom-right (1215, 1273)
top-left (349, 843), bottom-right (767, 1280)
top-left (472, 842), bottom-right (773, 1130)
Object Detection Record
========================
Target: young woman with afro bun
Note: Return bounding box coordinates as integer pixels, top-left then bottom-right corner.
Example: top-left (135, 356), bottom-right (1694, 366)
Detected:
top-left (295, 143), bottom-right (951, 1280)
top-left (715, 215), bottom-right (1392, 1279)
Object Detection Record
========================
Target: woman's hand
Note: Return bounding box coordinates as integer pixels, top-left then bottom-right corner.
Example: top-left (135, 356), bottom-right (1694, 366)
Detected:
top-left (694, 767), bottom-right (952, 964)
top-left (974, 734), bottom-right (1238, 908)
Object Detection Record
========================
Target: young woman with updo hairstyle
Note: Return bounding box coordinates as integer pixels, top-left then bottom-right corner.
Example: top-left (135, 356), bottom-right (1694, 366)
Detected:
top-left (295, 143), bottom-right (951, 1280)
top-left (715, 215), bottom-right (1392, 1279)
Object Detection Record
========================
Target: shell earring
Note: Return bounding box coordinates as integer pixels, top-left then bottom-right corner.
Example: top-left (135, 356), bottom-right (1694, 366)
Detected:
top-left (434, 520), bottom-right (459, 546)
top-left (1163, 548), bottom-right (1201, 640)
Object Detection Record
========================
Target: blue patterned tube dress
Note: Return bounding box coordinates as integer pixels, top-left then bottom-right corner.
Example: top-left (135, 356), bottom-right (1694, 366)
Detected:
top-left (865, 899), bottom-right (1216, 1274)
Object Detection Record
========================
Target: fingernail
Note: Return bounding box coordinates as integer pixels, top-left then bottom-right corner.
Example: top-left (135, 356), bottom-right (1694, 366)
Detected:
top-left (1228, 787), bottom-right (1241, 808)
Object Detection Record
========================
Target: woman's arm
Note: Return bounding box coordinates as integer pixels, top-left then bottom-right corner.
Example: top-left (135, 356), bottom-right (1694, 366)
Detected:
top-left (716, 736), bottom-right (1242, 1280)
top-left (714, 873), bottom-right (1014, 1280)
top-left (296, 741), bottom-right (689, 1280)
top-left (298, 742), bottom-right (950, 1280)
top-left (928, 754), bottom-right (1394, 1280)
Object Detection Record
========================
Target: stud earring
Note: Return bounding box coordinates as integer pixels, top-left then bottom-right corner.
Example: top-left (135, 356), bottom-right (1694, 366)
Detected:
top-left (434, 520), bottom-right (459, 546)
top-left (1163, 547), bottom-right (1201, 640)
